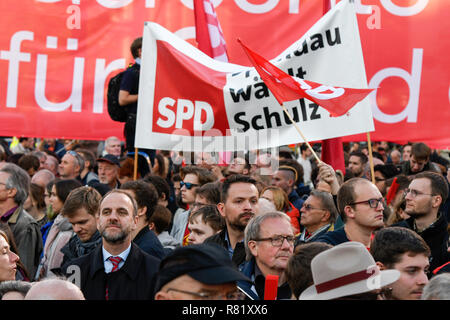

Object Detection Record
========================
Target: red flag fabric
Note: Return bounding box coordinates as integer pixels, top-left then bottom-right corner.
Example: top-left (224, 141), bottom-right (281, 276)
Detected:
top-left (264, 274), bottom-right (279, 300)
top-left (321, 138), bottom-right (346, 173)
top-left (194, 0), bottom-right (230, 165)
top-left (320, 0), bottom-right (345, 174)
top-left (194, 0), bottom-right (229, 62)
top-left (238, 39), bottom-right (374, 117)
top-left (386, 177), bottom-right (399, 205)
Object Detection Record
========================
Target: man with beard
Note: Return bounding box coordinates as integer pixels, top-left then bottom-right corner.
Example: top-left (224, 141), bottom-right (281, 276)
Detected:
top-left (239, 211), bottom-right (295, 300)
top-left (62, 189), bottom-right (160, 300)
top-left (394, 171), bottom-right (449, 274)
top-left (204, 174), bottom-right (259, 270)
top-left (347, 151), bottom-right (368, 179)
top-left (97, 154), bottom-right (121, 189)
top-left (120, 180), bottom-right (166, 259)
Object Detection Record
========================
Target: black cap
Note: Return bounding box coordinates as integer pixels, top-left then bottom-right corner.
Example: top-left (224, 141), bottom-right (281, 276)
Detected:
top-left (97, 154), bottom-right (120, 167)
top-left (153, 243), bottom-right (252, 294)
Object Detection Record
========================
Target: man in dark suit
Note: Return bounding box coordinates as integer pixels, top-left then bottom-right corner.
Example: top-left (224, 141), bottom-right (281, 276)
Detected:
top-left (63, 189), bottom-right (160, 300)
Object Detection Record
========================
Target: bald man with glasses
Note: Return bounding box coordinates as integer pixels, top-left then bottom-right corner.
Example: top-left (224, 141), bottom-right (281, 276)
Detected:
top-left (393, 171), bottom-right (449, 274)
top-left (314, 178), bottom-right (385, 249)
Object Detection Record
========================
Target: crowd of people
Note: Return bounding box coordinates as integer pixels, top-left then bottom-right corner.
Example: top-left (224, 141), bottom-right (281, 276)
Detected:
top-left (0, 135), bottom-right (449, 301)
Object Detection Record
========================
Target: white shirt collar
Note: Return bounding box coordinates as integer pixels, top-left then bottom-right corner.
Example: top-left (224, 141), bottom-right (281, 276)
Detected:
top-left (102, 244), bottom-right (131, 273)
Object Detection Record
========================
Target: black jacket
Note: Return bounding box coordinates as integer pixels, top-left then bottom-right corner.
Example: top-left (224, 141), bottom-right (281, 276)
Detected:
top-left (133, 227), bottom-right (166, 259)
top-left (204, 228), bottom-right (246, 270)
top-left (238, 258), bottom-right (291, 300)
top-left (313, 227), bottom-right (349, 246)
top-left (400, 160), bottom-right (440, 176)
top-left (63, 242), bottom-right (160, 300)
top-left (394, 213), bottom-right (449, 273)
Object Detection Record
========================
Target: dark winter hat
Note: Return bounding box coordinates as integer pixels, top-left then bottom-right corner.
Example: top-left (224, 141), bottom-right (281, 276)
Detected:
top-left (153, 243), bottom-right (251, 294)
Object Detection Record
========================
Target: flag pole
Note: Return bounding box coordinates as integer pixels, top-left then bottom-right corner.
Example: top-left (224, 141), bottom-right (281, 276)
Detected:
top-left (280, 103), bottom-right (322, 164)
top-left (133, 147), bottom-right (139, 181)
top-left (366, 132), bottom-right (375, 184)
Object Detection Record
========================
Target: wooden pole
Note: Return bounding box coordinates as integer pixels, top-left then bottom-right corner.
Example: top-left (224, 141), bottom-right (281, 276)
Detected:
top-left (280, 104), bottom-right (322, 164)
top-left (133, 148), bottom-right (138, 181)
top-left (366, 132), bottom-right (375, 184)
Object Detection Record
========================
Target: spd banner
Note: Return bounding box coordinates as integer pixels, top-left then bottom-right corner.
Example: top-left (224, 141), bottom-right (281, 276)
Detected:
top-left (135, 1), bottom-right (374, 152)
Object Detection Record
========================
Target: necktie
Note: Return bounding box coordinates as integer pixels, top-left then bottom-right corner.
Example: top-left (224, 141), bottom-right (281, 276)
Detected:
top-left (109, 256), bottom-right (122, 272)
top-left (105, 256), bottom-right (122, 300)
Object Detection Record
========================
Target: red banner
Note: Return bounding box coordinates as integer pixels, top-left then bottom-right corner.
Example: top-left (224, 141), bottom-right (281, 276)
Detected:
top-left (238, 39), bottom-right (374, 117)
top-left (0, 0), bottom-right (448, 148)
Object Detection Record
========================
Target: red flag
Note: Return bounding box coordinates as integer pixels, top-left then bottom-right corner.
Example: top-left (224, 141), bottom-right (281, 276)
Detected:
top-left (238, 39), bottom-right (374, 117)
top-left (194, 0), bottom-right (230, 165)
top-left (386, 177), bottom-right (399, 205)
top-left (264, 274), bottom-right (279, 300)
top-left (321, 138), bottom-right (346, 173)
top-left (194, 0), bottom-right (229, 62)
top-left (320, 0), bottom-right (345, 174)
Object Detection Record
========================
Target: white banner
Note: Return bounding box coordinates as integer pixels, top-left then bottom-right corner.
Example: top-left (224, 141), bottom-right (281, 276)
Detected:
top-left (136, 0), bottom-right (374, 152)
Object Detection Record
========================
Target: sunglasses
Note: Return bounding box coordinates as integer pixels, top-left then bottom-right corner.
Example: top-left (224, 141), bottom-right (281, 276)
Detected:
top-left (180, 181), bottom-right (199, 190)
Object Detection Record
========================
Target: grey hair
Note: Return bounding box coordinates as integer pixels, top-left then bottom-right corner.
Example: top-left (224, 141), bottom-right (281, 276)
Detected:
top-left (421, 273), bottom-right (450, 300)
top-left (67, 151), bottom-right (85, 173)
top-left (105, 136), bottom-right (120, 147)
top-left (309, 189), bottom-right (339, 225)
top-left (0, 280), bottom-right (32, 298)
top-left (31, 150), bottom-right (47, 161)
top-left (244, 211), bottom-right (292, 261)
top-left (0, 163), bottom-right (30, 205)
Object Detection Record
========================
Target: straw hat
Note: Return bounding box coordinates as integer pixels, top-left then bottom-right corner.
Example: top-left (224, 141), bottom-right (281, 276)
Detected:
top-left (299, 242), bottom-right (400, 300)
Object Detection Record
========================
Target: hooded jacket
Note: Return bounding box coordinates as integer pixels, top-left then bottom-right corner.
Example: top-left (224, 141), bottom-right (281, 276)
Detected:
top-left (35, 214), bottom-right (74, 279)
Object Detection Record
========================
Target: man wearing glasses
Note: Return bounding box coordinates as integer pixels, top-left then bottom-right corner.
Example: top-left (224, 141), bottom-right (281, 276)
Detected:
top-left (314, 178), bottom-right (385, 249)
top-left (393, 171), bottom-right (449, 274)
top-left (295, 190), bottom-right (338, 245)
top-left (239, 211), bottom-right (295, 300)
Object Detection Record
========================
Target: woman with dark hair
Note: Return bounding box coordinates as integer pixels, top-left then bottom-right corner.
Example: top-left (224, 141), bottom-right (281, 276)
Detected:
top-left (0, 224), bottom-right (30, 282)
top-left (40, 180), bottom-right (56, 246)
top-left (24, 183), bottom-right (48, 230)
top-left (35, 179), bottom-right (82, 280)
top-left (152, 153), bottom-right (168, 179)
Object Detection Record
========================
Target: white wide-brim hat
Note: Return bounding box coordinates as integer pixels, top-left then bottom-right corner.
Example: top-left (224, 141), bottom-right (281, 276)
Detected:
top-left (299, 242), bottom-right (400, 300)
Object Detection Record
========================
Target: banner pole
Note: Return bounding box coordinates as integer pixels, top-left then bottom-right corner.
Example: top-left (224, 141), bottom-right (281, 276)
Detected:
top-left (366, 132), bottom-right (375, 184)
top-left (133, 148), bottom-right (139, 181)
top-left (280, 103), bottom-right (322, 164)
